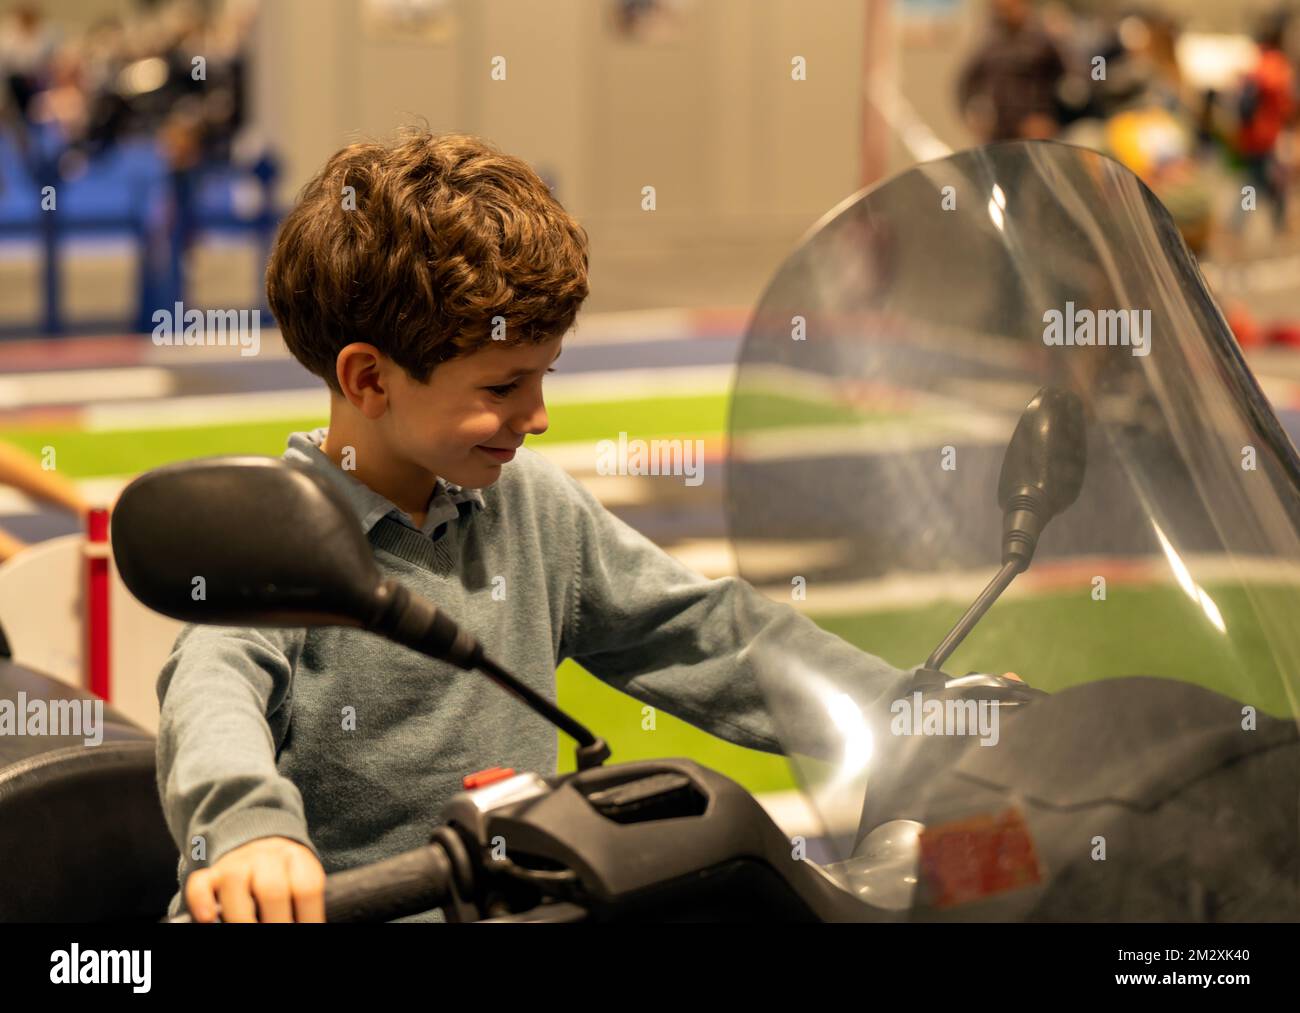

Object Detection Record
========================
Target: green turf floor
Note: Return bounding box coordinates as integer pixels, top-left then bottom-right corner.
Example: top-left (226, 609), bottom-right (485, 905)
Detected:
top-left (556, 580), bottom-right (1300, 790)
top-left (0, 394), bottom-right (727, 478)
top-left (0, 388), bottom-right (914, 478)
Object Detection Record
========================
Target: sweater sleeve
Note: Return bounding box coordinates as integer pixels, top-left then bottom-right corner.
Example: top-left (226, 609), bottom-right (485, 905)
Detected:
top-left (555, 469), bottom-right (915, 760)
top-left (155, 622), bottom-right (319, 880)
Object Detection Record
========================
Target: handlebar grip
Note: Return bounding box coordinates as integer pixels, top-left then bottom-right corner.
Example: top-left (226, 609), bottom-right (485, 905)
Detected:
top-left (324, 843), bottom-right (455, 923)
top-left (166, 843), bottom-right (456, 924)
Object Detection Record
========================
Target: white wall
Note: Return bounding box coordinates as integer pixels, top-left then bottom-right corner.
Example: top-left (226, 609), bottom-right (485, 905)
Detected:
top-left (251, 0), bottom-right (874, 310)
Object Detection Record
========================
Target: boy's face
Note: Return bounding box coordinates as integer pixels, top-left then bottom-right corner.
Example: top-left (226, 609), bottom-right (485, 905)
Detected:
top-left (382, 336), bottom-right (561, 489)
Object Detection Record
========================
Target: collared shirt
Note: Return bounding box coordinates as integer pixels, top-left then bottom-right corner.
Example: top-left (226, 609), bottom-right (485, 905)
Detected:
top-left (283, 427), bottom-right (485, 541)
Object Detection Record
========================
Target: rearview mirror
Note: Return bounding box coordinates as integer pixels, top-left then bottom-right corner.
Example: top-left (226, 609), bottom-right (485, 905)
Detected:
top-left (997, 386), bottom-right (1087, 521)
top-left (111, 456), bottom-right (381, 627)
top-left (997, 386), bottom-right (1087, 568)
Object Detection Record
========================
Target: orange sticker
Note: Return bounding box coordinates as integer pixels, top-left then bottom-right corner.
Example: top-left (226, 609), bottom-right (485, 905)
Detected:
top-left (918, 807), bottom-right (1042, 909)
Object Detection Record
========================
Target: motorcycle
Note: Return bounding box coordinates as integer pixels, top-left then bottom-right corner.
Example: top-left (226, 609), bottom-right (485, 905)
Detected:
top-left (3, 139), bottom-right (1298, 922)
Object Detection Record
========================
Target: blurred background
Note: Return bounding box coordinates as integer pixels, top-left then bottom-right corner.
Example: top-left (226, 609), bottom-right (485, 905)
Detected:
top-left (2, 0), bottom-right (1299, 827)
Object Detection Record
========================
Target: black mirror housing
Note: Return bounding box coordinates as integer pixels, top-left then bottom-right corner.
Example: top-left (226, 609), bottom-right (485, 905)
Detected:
top-left (112, 456), bottom-right (381, 628)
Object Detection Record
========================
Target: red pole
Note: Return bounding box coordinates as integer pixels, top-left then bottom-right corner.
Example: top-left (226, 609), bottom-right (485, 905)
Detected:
top-left (85, 507), bottom-right (111, 700)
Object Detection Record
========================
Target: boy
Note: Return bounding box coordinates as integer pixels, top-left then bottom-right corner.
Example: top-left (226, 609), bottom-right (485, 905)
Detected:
top-left (157, 130), bottom-right (912, 922)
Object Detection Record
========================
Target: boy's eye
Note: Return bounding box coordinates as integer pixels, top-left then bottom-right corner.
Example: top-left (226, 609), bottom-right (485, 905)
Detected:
top-left (486, 367), bottom-right (555, 399)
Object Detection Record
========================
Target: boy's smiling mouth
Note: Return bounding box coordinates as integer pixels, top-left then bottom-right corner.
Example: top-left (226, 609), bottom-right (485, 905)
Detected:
top-left (476, 444), bottom-right (519, 463)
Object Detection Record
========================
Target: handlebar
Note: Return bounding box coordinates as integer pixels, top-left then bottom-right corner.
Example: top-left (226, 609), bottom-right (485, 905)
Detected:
top-left (167, 842), bottom-right (456, 923)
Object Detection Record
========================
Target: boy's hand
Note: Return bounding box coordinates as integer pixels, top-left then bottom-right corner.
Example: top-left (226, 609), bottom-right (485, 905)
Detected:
top-left (186, 836), bottom-right (326, 923)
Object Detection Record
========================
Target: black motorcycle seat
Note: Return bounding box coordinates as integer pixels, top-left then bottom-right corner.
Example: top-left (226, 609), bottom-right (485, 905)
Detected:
top-left (0, 661), bottom-right (178, 921)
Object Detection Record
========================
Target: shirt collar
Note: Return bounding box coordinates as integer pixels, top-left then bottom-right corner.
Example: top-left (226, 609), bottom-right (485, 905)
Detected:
top-left (283, 428), bottom-right (485, 538)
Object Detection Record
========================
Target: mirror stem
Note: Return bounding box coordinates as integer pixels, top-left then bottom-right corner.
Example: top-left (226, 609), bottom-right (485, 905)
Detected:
top-left (476, 656), bottom-right (611, 770)
top-left (924, 559), bottom-right (1022, 672)
top-left (367, 579), bottom-right (609, 769)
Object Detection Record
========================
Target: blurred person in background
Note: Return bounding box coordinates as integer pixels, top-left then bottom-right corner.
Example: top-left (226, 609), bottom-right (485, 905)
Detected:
top-left (1234, 9), bottom-right (1296, 235)
top-left (957, 0), bottom-right (1067, 142)
top-left (1060, 9), bottom-right (1215, 254)
top-left (0, 3), bottom-right (56, 123)
top-left (0, 3), bottom-right (58, 163)
top-left (4, 0), bottom-right (252, 163)
top-left (28, 39), bottom-right (91, 169)
top-left (76, 17), bottom-right (131, 158)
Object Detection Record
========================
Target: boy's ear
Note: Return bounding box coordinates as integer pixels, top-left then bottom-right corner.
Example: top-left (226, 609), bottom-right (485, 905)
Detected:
top-left (335, 342), bottom-right (389, 418)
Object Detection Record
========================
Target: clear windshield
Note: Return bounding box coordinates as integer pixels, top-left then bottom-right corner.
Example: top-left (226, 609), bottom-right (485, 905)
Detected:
top-left (728, 140), bottom-right (1300, 920)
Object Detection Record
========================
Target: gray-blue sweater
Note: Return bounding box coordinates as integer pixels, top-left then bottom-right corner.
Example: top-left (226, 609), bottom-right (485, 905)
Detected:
top-left (156, 428), bottom-right (910, 918)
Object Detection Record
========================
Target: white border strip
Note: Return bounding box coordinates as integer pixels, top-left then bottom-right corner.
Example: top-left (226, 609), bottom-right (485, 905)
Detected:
top-left (84, 388), bottom-right (330, 431)
top-left (0, 368), bottom-right (175, 409)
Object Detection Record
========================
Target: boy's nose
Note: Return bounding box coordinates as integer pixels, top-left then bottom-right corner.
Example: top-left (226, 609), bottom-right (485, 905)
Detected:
top-left (512, 398), bottom-right (548, 437)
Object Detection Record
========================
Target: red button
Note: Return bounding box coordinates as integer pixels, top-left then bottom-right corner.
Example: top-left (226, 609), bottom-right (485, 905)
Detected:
top-left (462, 766), bottom-right (517, 790)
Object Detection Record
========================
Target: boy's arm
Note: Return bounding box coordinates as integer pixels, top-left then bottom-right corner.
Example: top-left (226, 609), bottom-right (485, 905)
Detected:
top-left (557, 472), bottom-right (914, 760)
top-left (156, 623), bottom-right (318, 872)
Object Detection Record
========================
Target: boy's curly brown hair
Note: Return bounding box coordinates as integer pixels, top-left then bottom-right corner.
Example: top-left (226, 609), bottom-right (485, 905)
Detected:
top-left (266, 130), bottom-right (589, 392)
